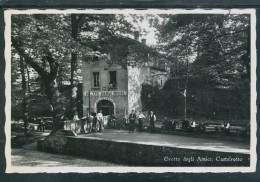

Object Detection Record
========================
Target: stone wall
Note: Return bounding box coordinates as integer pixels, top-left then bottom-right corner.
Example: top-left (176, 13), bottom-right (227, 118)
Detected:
top-left (38, 134), bottom-right (250, 166)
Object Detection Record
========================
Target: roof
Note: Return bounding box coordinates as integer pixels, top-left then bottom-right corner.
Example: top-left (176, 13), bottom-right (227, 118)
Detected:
top-left (83, 34), bottom-right (168, 70)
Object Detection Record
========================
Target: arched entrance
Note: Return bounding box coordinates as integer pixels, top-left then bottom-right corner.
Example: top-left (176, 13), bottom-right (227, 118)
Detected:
top-left (97, 100), bottom-right (114, 116)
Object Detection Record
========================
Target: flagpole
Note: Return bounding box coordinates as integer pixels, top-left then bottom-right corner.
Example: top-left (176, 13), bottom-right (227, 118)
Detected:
top-left (89, 90), bottom-right (91, 115)
top-left (184, 93), bottom-right (187, 119)
top-left (184, 89), bottom-right (187, 119)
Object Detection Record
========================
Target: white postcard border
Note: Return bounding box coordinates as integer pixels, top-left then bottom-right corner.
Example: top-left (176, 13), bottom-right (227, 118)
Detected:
top-left (4, 8), bottom-right (257, 173)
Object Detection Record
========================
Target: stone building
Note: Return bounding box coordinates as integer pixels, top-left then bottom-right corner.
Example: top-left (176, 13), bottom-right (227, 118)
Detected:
top-left (82, 35), bottom-right (169, 123)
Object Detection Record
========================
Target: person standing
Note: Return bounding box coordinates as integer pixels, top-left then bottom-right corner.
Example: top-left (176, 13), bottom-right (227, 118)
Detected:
top-left (92, 113), bottom-right (97, 132)
top-left (138, 111), bottom-right (146, 132)
top-left (73, 111), bottom-right (80, 132)
top-left (97, 110), bottom-right (103, 132)
top-left (110, 114), bottom-right (116, 126)
top-left (39, 117), bottom-right (45, 132)
top-left (122, 115), bottom-right (127, 130)
top-left (149, 111), bottom-right (156, 133)
top-left (80, 116), bottom-right (86, 133)
top-left (86, 113), bottom-right (93, 133)
top-left (128, 110), bottom-right (136, 133)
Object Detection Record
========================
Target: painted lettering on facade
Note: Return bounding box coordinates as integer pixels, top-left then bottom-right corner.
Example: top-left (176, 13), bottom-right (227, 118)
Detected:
top-left (89, 91), bottom-right (127, 96)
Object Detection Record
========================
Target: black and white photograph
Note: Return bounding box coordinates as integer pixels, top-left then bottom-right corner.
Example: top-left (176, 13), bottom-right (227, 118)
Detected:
top-left (4, 9), bottom-right (257, 173)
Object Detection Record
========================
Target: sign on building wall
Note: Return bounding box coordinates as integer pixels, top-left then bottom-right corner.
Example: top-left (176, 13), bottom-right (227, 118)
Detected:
top-left (86, 91), bottom-right (127, 96)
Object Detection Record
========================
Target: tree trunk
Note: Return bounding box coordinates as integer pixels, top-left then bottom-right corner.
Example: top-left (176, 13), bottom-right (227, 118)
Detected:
top-left (40, 58), bottom-right (47, 94)
top-left (12, 38), bottom-right (64, 131)
top-left (68, 14), bottom-right (81, 119)
top-left (19, 56), bottom-right (29, 136)
top-left (69, 52), bottom-right (78, 119)
top-left (26, 65), bottom-right (31, 93)
top-left (44, 78), bottom-right (66, 131)
top-left (184, 60), bottom-right (189, 119)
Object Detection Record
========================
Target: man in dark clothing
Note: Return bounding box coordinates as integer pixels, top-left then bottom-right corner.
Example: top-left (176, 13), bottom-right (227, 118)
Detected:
top-left (80, 116), bottom-right (86, 133)
top-left (39, 117), bottom-right (45, 132)
top-left (128, 110), bottom-right (136, 133)
top-left (149, 111), bottom-right (156, 133)
top-left (92, 113), bottom-right (98, 132)
top-left (86, 113), bottom-right (93, 133)
top-left (110, 114), bottom-right (116, 126)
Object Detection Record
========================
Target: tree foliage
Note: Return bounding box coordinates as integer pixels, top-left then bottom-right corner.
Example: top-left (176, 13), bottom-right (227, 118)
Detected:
top-left (11, 13), bottom-right (251, 128)
top-left (11, 14), bottom-right (135, 128)
top-left (152, 14), bottom-right (250, 120)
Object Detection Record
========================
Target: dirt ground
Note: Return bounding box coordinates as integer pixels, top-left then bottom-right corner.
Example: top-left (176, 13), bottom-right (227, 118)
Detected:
top-left (12, 147), bottom-right (123, 167)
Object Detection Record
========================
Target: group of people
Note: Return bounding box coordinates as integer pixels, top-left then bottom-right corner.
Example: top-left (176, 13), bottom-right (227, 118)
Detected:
top-left (181, 119), bottom-right (195, 131)
top-left (181, 118), bottom-right (231, 134)
top-left (81, 110), bottom-right (104, 133)
top-left (128, 110), bottom-right (156, 133)
top-left (214, 121), bottom-right (231, 134)
top-left (80, 110), bottom-right (234, 136)
top-left (81, 109), bottom-right (157, 134)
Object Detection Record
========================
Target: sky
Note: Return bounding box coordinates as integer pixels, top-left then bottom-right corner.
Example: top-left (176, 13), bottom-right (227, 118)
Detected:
top-left (124, 14), bottom-right (158, 46)
top-left (137, 19), bottom-right (157, 45)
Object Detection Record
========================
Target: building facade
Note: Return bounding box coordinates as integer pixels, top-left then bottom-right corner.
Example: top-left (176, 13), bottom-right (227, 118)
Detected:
top-left (82, 56), bottom-right (128, 120)
top-left (82, 37), bottom-right (169, 123)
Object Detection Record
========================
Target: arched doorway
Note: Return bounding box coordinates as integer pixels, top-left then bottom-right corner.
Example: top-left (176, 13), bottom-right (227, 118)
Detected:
top-left (97, 100), bottom-right (114, 116)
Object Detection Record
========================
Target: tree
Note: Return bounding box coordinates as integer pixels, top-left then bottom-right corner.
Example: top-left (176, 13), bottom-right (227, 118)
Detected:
top-left (19, 56), bottom-right (29, 135)
top-left (11, 14), bottom-right (135, 130)
top-left (11, 14), bottom-right (87, 130)
top-left (67, 14), bottom-right (134, 118)
top-left (154, 14), bottom-right (250, 120)
top-left (68, 14), bottom-right (83, 119)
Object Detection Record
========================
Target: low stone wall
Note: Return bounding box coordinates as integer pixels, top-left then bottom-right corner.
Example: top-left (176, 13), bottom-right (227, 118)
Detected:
top-left (38, 131), bottom-right (250, 166)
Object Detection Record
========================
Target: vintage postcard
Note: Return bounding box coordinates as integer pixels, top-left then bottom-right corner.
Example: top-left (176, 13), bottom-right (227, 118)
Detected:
top-left (4, 9), bottom-right (257, 173)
